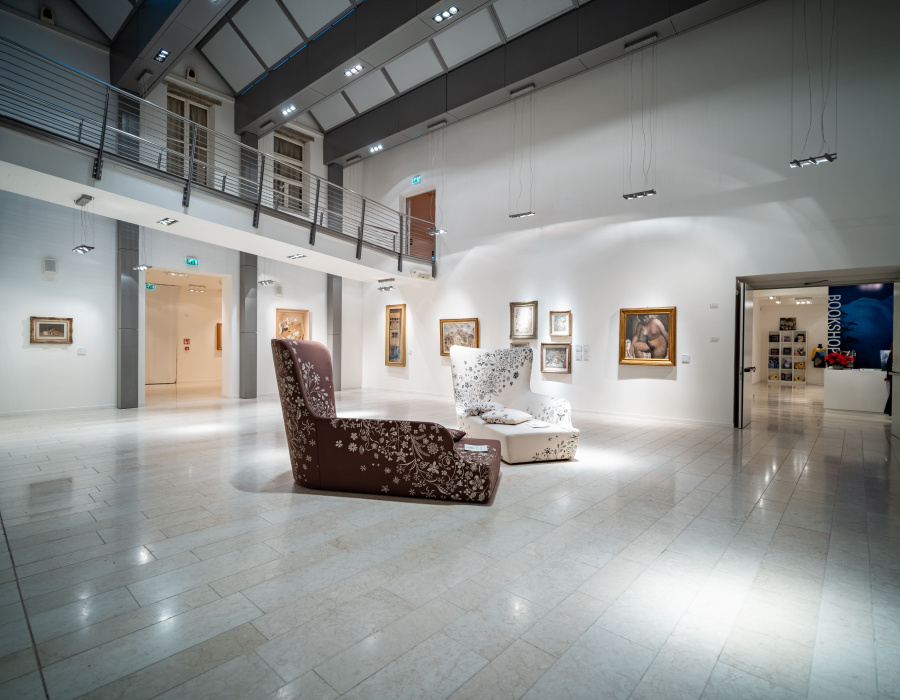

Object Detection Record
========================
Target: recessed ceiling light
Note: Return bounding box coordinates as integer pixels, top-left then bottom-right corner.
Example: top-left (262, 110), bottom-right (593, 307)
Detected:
top-left (281, 105), bottom-right (296, 116)
top-left (157, 218), bottom-right (178, 226)
top-left (369, 144), bottom-right (383, 153)
top-left (153, 49), bottom-right (169, 63)
top-left (287, 253), bottom-right (306, 259)
top-left (344, 63), bottom-right (362, 77)
top-left (433, 5), bottom-right (458, 23)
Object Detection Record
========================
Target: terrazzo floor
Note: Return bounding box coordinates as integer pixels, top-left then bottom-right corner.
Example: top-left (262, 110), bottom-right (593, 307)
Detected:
top-left (0, 382), bottom-right (897, 699)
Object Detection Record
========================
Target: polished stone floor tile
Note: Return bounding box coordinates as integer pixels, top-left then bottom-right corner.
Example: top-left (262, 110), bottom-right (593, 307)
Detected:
top-left (0, 383), bottom-right (896, 698)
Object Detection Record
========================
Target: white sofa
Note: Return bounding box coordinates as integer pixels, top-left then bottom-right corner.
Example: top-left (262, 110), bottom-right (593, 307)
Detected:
top-left (449, 346), bottom-right (579, 464)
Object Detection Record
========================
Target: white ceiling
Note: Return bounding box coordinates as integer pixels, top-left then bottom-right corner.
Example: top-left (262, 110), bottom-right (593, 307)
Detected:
top-left (432, 8), bottom-right (502, 69)
top-left (233, 0), bottom-right (303, 67)
top-left (384, 42), bottom-right (444, 93)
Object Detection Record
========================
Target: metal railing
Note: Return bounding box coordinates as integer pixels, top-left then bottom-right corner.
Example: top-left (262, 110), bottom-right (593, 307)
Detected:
top-left (0, 36), bottom-right (436, 270)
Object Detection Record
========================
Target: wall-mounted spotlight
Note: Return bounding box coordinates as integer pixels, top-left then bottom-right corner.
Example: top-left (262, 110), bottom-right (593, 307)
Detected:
top-left (344, 64), bottom-right (362, 77)
top-left (433, 5), bottom-right (458, 22)
top-left (623, 189), bottom-right (657, 200)
top-left (72, 244), bottom-right (94, 254)
top-left (427, 228), bottom-right (447, 236)
top-left (287, 253), bottom-right (306, 259)
top-left (157, 218), bottom-right (178, 226)
top-left (188, 285), bottom-right (206, 293)
top-left (281, 105), bottom-right (296, 117)
top-left (369, 144), bottom-right (383, 153)
top-left (509, 212), bottom-right (535, 219)
top-left (790, 153), bottom-right (836, 168)
top-left (153, 49), bottom-right (170, 63)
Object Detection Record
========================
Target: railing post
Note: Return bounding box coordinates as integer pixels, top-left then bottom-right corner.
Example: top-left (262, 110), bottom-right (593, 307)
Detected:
top-left (252, 154), bottom-right (265, 228)
top-left (92, 86), bottom-right (111, 180)
top-left (356, 199), bottom-right (366, 260)
top-left (309, 179), bottom-right (321, 245)
top-left (397, 214), bottom-right (403, 272)
top-left (182, 123), bottom-right (198, 207)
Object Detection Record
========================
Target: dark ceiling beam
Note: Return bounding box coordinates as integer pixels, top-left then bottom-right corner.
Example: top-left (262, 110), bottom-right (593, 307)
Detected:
top-left (234, 0), bottom-right (420, 134)
top-left (323, 0), bottom-right (741, 165)
top-left (110, 0), bottom-right (238, 94)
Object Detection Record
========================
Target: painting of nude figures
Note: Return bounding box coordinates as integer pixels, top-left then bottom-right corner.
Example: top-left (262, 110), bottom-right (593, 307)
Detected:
top-left (619, 307), bottom-right (676, 366)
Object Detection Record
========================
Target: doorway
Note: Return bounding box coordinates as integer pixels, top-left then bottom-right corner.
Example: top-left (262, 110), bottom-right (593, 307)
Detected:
top-left (405, 190), bottom-right (435, 260)
top-left (145, 269), bottom-right (224, 401)
top-left (735, 267), bottom-right (900, 430)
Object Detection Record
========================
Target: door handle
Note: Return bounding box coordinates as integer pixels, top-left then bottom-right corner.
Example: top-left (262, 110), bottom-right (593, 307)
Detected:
top-left (743, 367), bottom-right (756, 372)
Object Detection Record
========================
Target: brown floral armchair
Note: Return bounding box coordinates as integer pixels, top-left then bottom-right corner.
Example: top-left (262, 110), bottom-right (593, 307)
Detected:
top-left (272, 339), bottom-right (502, 502)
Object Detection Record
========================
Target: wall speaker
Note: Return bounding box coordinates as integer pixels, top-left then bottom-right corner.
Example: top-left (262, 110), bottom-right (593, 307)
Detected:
top-left (186, 68), bottom-right (197, 82)
top-left (39, 6), bottom-right (55, 25)
top-left (42, 257), bottom-right (57, 280)
top-left (274, 284), bottom-right (283, 298)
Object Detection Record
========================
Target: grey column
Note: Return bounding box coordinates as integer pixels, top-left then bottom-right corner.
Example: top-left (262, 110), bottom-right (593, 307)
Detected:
top-left (116, 221), bottom-right (139, 408)
top-left (239, 252), bottom-right (257, 399)
top-left (327, 274), bottom-right (342, 392)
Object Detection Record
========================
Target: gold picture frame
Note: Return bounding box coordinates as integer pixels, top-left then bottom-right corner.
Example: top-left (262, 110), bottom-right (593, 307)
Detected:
top-left (541, 343), bottom-right (571, 373)
top-left (275, 308), bottom-right (309, 340)
top-left (386, 304), bottom-right (406, 366)
top-left (30, 316), bottom-right (73, 344)
top-left (439, 318), bottom-right (479, 356)
top-left (619, 307), bottom-right (676, 366)
top-left (510, 300), bottom-right (538, 339)
top-left (549, 310), bottom-right (572, 337)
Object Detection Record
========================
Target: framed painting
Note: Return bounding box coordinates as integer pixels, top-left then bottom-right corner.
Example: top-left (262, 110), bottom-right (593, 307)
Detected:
top-left (619, 307), bottom-right (676, 366)
top-left (216, 323), bottom-right (222, 350)
top-left (30, 316), bottom-right (73, 344)
top-left (386, 304), bottom-right (406, 366)
top-left (439, 318), bottom-right (479, 356)
top-left (541, 343), bottom-right (571, 373)
top-left (510, 300), bottom-right (538, 339)
top-left (275, 309), bottom-right (309, 340)
top-left (549, 310), bottom-right (572, 337)
top-left (779, 317), bottom-right (797, 331)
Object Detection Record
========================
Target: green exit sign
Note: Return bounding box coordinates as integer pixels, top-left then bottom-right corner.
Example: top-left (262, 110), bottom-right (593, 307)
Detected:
top-left (145, 284), bottom-right (156, 290)
top-left (411, 175), bottom-right (422, 185)
top-left (185, 257), bottom-right (199, 266)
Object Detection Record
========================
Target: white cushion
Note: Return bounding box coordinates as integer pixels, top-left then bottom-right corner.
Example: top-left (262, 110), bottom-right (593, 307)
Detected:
top-left (463, 401), bottom-right (504, 416)
top-left (481, 408), bottom-right (534, 425)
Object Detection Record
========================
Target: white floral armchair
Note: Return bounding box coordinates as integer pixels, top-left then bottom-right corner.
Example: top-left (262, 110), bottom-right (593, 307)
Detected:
top-left (449, 346), bottom-right (579, 463)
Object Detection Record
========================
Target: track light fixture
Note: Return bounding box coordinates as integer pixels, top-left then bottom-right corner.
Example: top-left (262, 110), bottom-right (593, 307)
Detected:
top-left (258, 279), bottom-right (276, 286)
top-left (157, 218), bottom-right (178, 226)
top-left (287, 253), bottom-right (306, 259)
top-left (72, 244), bottom-right (94, 254)
top-left (378, 278), bottom-right (395, 283)
top-left (378, 285), bottom-right (395, 292)
top-left (433, 5), bottom-right (458, 22)
top-left (789, 153), bottom-right (837, 168)
top-left (344, 64), bottom-right (363, 77)
top-left (153, 49), bottom-right (170, 63)
top-left (508, 212), bottom-right (534, 219)
top-left (622, 189), bottom-right (656, 200)
top-left (188, 285), bottom-right (206, 293)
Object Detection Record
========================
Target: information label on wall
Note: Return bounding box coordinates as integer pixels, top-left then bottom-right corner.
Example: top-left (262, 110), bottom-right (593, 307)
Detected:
top-left (185, 257), bottom-right (199, 266)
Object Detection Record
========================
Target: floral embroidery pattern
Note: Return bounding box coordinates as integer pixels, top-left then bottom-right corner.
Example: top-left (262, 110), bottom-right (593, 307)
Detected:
top-left (272, 345), bottom-right (318, 486)
top-left (449, 346), bottom-right (579, 463)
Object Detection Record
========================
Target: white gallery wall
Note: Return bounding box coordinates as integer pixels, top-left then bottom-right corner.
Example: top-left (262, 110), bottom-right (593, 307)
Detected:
top-left (349, 0), bottom-right (900, 424)
top-left (0, 190), bottom-right (117, 413)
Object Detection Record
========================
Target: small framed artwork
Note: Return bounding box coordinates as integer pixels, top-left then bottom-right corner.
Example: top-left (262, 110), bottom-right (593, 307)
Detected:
top-left (541, 343), bottom-right (571, 373)
top-left (549, 310), bottom-right (572, 337)
top-left (510, 300), bottom-right (538, 339)
top-left (275, 308), bottom-right (309, 340)
top-left (768, 333), bottom-right (780, 343)
top-left (782, 335), bottom-right (791, 343)
top-left (386, 304), bottom-right (406, 366)
top-left (216, 323), bottom-right (222, 350)
top-left (619, 307), bottom-right (676, 366)
top-left (30, 316), bottom-right (73, 344)
top-left (779, 317), bottom-right (797, 331)
top-left (440, 318), bottom-right (479, 356)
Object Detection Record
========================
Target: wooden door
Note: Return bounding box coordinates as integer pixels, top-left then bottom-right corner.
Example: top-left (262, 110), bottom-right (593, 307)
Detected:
top-left (406, 191), bottom-right (435, 260)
